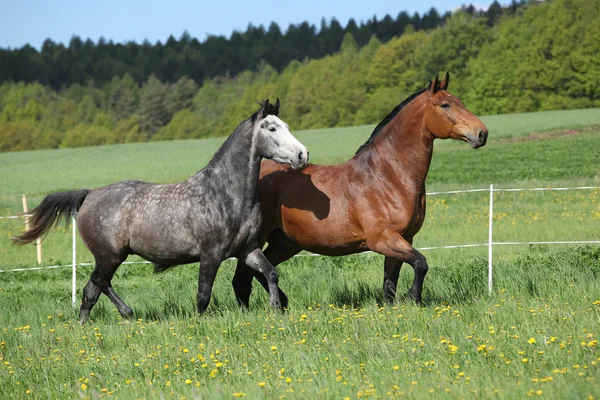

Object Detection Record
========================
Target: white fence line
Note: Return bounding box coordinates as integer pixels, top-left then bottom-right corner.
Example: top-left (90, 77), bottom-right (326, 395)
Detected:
top-left (1, 185), bottom-right (599, 305)
top-left (0, 214), bottom-right (31, 220)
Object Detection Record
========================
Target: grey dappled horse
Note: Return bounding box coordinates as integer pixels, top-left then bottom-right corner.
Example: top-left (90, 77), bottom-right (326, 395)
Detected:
top-left (14, 99), bottom-right (308, 323)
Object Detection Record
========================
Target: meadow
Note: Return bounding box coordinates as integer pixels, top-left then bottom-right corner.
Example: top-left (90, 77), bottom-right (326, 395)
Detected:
top-left (0, 108), bottom-right (599, 399)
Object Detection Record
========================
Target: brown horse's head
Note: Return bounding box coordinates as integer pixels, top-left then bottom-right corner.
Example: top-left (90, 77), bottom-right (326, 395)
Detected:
top-left (423, 73), bottom-right (488, 148)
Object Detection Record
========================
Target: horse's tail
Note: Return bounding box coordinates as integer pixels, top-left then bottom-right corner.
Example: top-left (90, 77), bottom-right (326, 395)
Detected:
top-left (13, 189), bottom-right (90, 245)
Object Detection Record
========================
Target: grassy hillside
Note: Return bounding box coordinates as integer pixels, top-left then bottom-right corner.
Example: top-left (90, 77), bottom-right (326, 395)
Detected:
top-left (1, 108), bottom-right (599, 197)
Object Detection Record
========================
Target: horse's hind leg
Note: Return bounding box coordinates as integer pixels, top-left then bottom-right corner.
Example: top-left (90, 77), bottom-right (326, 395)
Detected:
top-left (79, 280), bottom-right (102, 323)
top-left (79, 255), bottom-right (132, 323)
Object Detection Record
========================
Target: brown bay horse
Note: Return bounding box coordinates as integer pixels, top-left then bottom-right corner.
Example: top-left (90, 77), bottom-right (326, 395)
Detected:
top-left (233, 73), bottom-right (488, 308)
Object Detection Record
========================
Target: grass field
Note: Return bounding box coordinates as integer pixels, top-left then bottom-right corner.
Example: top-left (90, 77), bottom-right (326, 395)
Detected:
top-left (0, 108), bottom-right (599, 399)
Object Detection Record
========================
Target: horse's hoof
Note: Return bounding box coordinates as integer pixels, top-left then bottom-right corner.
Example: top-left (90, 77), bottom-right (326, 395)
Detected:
top-left (404, 290), bottom-right (421, 303)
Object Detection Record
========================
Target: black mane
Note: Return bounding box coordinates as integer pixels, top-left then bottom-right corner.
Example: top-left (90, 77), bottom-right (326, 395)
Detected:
top-left (250, 100), bottom-right (279, 123)
top-left (355, 87), bottom-right (427, 154)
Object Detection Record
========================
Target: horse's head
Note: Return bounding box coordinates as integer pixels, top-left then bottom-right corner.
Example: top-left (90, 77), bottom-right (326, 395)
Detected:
top-left (423, 73), bottom-right (488, 149)
top-left (254, 99), bottom-right (309, 169)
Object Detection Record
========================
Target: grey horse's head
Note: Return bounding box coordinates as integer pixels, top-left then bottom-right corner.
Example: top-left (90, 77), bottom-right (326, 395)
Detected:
top-left (253, 99), bottom-right (308, 169)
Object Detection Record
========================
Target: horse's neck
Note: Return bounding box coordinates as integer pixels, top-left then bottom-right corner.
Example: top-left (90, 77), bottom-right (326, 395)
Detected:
top-left (355, 102), bottom-right (434, 194)
top-left (193, 125), bottom-right (261, 201)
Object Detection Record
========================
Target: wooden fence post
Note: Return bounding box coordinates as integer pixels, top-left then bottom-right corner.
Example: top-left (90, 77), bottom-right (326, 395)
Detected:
top-left (21, 194), bottom-right (42, 264)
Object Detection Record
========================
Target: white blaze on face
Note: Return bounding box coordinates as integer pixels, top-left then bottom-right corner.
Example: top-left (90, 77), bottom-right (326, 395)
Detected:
top-left (257, 115), bottom-right (308, 169)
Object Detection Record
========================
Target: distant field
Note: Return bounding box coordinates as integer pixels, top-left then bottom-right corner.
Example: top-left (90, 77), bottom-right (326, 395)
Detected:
top-left (1, 107), bottom-right (599, 197)
top-left (0, 108), bottom-right (599, 399)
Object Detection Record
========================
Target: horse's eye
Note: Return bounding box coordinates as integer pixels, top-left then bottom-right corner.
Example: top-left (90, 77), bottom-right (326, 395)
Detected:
top-left (268, 127), bottom-right (276, 132)
top-left (441, 103), bottom-right (451, 109)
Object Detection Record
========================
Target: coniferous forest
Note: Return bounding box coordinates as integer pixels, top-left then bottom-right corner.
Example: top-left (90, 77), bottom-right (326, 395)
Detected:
top-left (1, 0), bottom-right (599, 151)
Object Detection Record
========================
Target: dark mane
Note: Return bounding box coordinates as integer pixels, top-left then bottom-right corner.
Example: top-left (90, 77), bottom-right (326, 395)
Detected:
top-left (250, 100), bottom-right (279, 123)
top-left (355, 87), bottom-right (427, 154)
top-left (204, 100), bottom-right (279, 172)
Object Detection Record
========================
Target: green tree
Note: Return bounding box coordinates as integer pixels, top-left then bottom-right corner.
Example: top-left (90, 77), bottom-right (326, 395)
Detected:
top-left (365, 31), bottom-right (430, 93)
top-left (109, 74), bottom-right (138, 122)
top-left (166, 76), bottom-right (199, 118)
top-left (138, 75), bottom-right (170, 138)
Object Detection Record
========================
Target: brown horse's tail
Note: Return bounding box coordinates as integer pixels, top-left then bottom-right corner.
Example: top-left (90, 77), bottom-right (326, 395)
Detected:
top-left (13, 189), bottom-right (90, 245)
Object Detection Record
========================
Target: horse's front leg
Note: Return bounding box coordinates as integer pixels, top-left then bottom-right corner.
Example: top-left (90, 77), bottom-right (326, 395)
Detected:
top-left (241, 246), bottom-right (282, 310)
top-left (383, 257), bottom-right (404, 304)
top-left (371, 231), bottom-right (429, 303)
top-left (197, 257), bottom-right (222, 314)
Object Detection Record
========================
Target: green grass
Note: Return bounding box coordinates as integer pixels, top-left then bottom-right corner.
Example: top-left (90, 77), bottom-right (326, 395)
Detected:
top-left (0, 108), bottom-right (599, 398)
top-left (1, 249), bottom-right (599, 398)
top-left (1, 108), bottom-right (599, 197)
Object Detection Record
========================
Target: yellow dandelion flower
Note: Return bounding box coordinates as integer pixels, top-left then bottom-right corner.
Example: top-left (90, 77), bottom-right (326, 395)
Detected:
top-left (528, 338), bottom-right (536, 344)
top-left (522, 358), bottom-right (529, 363)
top-left (233, 393), bottom-right (246, 397)
top-left (393, 365), bottom-right (399, 371)
top-left (285, 377), bottom-right (292, 383)
top-left (270, 346), bottom-right (277, 351)
top-left (258, 382), bottom-right (266, 387)
top-left (185, 379), bottom-right (192, 385)
top-left (537, 390), bottom-right (543, 395)
top-left (81, 384), bottom-right (88, 390)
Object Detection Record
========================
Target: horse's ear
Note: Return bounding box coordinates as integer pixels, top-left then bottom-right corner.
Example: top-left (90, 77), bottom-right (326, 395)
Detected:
top-left (428, 74), bottom-right (440, 94)
top-left (440, 72), bottom-right (450, 91)
top-left (257, 99), bottom-right (269, 119)
top-left (274, 98), bottom-right (280, 116)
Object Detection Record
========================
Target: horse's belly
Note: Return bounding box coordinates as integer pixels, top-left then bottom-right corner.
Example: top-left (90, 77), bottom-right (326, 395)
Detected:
top-left (127, 218), bottom-right (202, 264)
top-left (129, 237), bottom-right (201, 265)
top-left (281, 208), bottom-right (367, 255)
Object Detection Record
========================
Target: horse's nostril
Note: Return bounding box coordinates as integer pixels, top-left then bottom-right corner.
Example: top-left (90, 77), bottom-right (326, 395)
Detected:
top-left (478, 131), bottom-right (485, 141)
top-left (298, 151), bottom-right (304, 161)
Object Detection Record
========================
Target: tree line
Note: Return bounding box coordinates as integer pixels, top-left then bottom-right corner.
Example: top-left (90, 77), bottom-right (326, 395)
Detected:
top-left (1, 0), bottom-right (599, 152)
top-left (0, 2), bottom-right (511, 89)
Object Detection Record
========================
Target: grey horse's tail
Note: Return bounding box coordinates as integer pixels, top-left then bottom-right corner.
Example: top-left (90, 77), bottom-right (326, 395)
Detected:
top-left (13, 190), bottom-right (90, 245)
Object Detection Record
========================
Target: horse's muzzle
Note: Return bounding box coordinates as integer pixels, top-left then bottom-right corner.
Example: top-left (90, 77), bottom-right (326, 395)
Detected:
top-left (291, 149), bottom-right (309, 169)
top-left (466, 130), bottom-right (488, 149)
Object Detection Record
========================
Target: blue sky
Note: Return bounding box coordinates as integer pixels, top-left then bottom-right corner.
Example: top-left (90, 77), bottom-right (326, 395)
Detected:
top-left (1, 0), bottom-right (491, 49)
